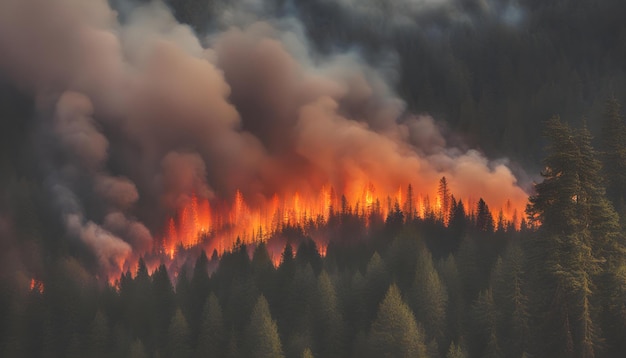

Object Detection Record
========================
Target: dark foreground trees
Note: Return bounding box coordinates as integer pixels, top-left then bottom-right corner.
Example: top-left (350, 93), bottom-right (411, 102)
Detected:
top-left (526, 115), bottom-right (626, 357)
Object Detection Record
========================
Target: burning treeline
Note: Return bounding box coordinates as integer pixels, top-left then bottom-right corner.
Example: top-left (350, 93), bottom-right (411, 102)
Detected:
top-left (161, 179), bottom-right (523, 264)
top-left (0, 0), bottom-right (528, 281)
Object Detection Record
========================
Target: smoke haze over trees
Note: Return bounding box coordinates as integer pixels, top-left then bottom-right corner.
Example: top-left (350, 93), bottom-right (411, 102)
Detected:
top-left (1, 0), bottom-right (626, 357)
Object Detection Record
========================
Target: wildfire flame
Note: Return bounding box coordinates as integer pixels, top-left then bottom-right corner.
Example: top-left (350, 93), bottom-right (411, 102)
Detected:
top-left (30, 278), bottom-right (44, 294)
top-left (159, 181), bottom-right (524, 259)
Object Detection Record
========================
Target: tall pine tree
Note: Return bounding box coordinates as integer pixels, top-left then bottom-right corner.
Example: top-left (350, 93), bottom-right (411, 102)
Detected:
top-left (367, 284), bottom-right (428, 358)
top-left (244, 295), bottom-right (284, 358)
top-left (526, 116), bottom-right (623, 357)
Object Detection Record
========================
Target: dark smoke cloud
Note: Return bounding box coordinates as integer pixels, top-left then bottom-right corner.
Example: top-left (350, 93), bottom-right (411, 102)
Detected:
top-left (46, 90), bottom-right (148, 274)
top-left (0, 0), bottom-right (528, 275)
top-left (103, 212), bottom-right (152, 253)
top-left (53, 92), bottom-right (109, 171)
top-left (94, 176), bottom-right (140, 210)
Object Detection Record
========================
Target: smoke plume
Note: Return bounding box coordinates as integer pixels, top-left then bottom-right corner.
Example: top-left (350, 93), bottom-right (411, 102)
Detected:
top-left (0, 0), bottom-right (528, 276)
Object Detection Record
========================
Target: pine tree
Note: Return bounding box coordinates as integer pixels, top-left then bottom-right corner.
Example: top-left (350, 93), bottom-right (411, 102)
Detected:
top-left (152, 264), bottom-right (175, 353)
top-left (436, 255), bottom-right (463, 344)
top-left (525, 116), bottom-right (622, 357)
top-left (283, 264), bottom-right (316, 336)
top-left (364, 252), bottom-right (390, 326)
top-left (167, 308), bottom-right (191, 358)
top-left (302, 347), bottom-right (315, 358)
top-left (224, 276), bottom-right (259, 337)
top-left (404, 184), bottom-right (416, 221)
top-left (446, 342), bottom-right (467, 358)
top-left (469, 289), bottom-right (500, 358)
top-left (252, 242), bottom-right (274, 273)
top-left (526, 116), bottom-right (581, 233)
top-left (244, 295), bottom-right (284, 358)
top-left (456, 237), bottom-right (481, 301)
top-left (87, 310), bottom-right (109, 358)
top-left (129, 339), bottom-right (147, 358)
top-left (275, 243), bottom-right (295, 332)
top-left (344, 271), bottom-right (367, 340)
top-left (496, 210), bottom-right (506, 233)
top-left (312, 271), bottom-right (344, 358)
top-left (600, 262), bottom-right (626, 357)
top-left (438, 176), bottom-right (452, 224)
top-left (128, 258), bottom-right (155, 351)
top-left (136, 258), bottom-right (150, 285)
top-left (475, 198), bottom-right (494, 232)
top-left (252, 242), bottom-right (276, 306)
top-left (491, 244), bottom-right (529, 357)
top-left (295, 239), bottom-right (323, 274)
top-left (175, 265), bottom-right (192, 331)
top-left (409, 247), bottom-right (447, 345)
top-left (575, 122), bottom-right (626, 356)
top-left (449, 197), bottom-right (467, 243)
top-left (195, 293), bottom-right (225, 358)
top-left (575, 121), bottom-right (622, 261)
top-left (341, 194), bottom-right (350, 219)
top-left (190, 251), bottom-right (211, 333)
top-left (280, 244), bottom-right (294, 269)
top-left (367, 284), bottom-right (428, 358)
top-left (385, 201), bottom-right (405, 235)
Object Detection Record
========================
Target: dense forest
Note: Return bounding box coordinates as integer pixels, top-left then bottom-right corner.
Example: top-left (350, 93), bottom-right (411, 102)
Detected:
top-left (3, 102), bottom-right (626, 358)
top-left (2, 0), bottom-right (626, 357)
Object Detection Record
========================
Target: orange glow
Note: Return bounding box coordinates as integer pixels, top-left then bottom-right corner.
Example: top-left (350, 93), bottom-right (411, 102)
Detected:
top-left (363, 183), bottom-right (375, 213)
top-left (159, 182), bottom-right (526, 258)
top-left (162, 193), bottom-right (213, 255)
top-left (271, 251), bottom-right (282, 268)
top-left (396, 186), bottom-right (403, 208)
top-left (317, 242), bottom-right (328, 258)
top-left (30, 278), bottom-right (44, 294)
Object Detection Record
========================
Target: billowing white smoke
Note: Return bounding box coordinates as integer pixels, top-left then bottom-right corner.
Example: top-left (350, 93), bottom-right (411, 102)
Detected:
top-left (0, 0), bottom-right (528, 274)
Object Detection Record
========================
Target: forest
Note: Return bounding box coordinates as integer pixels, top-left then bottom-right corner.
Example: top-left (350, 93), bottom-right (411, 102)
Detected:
top-left (3, 104), bottom-right (626, 358)
top-left (2, 0), bottom-right (626, 358)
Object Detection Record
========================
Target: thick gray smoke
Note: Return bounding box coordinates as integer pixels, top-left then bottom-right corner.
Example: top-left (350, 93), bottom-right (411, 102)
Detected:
top-left (0, 0), bottom-right (528, 275)
top-left (49, 91), bottom-right (150, 274)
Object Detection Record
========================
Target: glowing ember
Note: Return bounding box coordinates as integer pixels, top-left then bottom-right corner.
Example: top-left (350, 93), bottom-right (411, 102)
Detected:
top-left (318, 242), bottom-right (328, 258)
top-left (29, 278), bottom-right (44, 294)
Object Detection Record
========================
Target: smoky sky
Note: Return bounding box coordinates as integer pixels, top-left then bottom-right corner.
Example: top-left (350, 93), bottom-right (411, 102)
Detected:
top-left (0, 0), bottom-right (528, 275)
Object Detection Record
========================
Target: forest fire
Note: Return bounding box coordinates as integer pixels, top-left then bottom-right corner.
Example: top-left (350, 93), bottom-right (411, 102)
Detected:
top-left (0, 0), bottom-right (533, 287)
top-left (158, 179), bottom-right (525, 263)
top-left (4, 0), bottom-right (626, 356)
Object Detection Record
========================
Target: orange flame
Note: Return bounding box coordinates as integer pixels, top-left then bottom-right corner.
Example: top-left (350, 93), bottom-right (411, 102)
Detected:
top-left (162, 193), bottom-right (214, 254)
top-left (160, 182), bottom-right (526, 258)
top-left (30, 278), bottom-right (44, 294)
